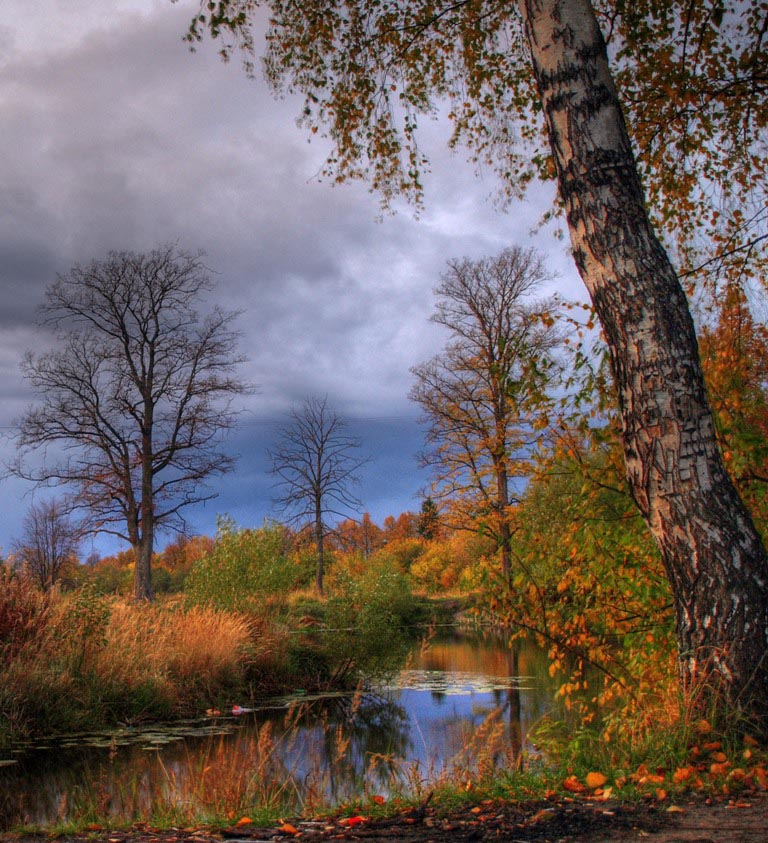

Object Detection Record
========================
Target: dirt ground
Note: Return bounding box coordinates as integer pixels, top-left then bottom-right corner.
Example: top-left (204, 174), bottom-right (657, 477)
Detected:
top-left (3, 795), bottom-right (767, 843)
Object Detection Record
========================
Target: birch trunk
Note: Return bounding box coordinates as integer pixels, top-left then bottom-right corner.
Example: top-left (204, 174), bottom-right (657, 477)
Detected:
top-left (521, 0), bottom-right (768, 721)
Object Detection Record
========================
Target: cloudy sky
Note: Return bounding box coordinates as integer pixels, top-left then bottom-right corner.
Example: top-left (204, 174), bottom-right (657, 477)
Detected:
top-left (0, 0), bottom-right (585, 557)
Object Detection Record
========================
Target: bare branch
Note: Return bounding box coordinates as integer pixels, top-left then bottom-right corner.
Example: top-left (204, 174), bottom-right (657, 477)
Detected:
top-left (12, 245), bottom-right (250, 600)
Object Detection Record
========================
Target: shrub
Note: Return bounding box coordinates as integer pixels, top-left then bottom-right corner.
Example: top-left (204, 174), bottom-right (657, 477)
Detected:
top-left (185, 518), bottom-right (312, 612)
top-left (368, 537), bottom-right (427, 573)
top-left (324, 558), bottom-right (417, 680)
top-left (409, 531), bottom-right (495, 593)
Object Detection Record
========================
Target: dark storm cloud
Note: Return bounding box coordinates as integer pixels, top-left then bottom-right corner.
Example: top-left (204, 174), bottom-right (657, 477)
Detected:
top-left (0, 0), bottom-right (583, 555)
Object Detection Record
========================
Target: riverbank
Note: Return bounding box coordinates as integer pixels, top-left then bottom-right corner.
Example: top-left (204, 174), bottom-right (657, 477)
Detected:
top-left (3, 792), bottom-right (767, 843)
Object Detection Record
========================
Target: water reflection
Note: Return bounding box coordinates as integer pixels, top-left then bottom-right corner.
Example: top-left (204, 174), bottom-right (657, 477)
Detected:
top-left (0, 631), bottom-right (554, 828)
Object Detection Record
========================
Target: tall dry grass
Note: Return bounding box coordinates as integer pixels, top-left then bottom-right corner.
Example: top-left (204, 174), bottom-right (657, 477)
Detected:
top-left (94, 603), bottom-right (256, 705)
top-left (0, 584), bottom-right (287, 744)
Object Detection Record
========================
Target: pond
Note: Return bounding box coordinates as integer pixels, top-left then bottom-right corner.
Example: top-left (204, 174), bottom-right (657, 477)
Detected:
top-left (0, 629), bottom-right (556, 828)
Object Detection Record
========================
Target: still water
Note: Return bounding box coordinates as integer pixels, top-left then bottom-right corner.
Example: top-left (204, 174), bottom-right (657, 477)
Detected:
top-left (0, 630), bottom-right (555, 828)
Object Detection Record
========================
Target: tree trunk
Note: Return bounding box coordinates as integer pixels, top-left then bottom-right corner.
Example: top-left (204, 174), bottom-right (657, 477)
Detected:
top-left (521, 0), bottom-right (768, 723)
top-left (315, 501), bottom-right (325, 596)
top-left (134, 436), bottom-right (155, 602)
top-left (133, 538), bottom-right (154, 602)
top-left (495, 457), bottom-right (512, 579)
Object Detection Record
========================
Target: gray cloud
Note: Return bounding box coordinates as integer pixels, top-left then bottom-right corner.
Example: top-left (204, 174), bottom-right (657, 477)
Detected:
top-left (0, 0), bottom-right (585, 555)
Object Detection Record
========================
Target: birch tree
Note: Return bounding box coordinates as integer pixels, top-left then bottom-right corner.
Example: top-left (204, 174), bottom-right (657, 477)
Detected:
top-left (183, 0), bottom-right (768, 723)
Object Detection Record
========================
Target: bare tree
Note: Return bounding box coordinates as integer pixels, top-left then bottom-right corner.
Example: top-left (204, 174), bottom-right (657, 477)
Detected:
top-left (410, 247), bottom-right (562, 578)
top-left (12, 499), bottom-right (81, 591)
top-left (14, 245), bottom-right (248, 601)
top-left (269, 395), bottom-right (367, 594)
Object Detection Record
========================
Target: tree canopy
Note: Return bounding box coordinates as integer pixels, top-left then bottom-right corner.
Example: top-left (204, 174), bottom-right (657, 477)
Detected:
top-left (183, 0), bottom-right (767, 286)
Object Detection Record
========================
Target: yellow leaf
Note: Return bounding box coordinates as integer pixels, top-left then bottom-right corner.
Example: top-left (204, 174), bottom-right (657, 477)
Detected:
top-left (586, 771), bottom-right (608, 789)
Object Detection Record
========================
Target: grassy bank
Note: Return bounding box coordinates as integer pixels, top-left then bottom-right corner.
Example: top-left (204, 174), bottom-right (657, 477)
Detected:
top-left (0, 570), bottom-right (431, 748)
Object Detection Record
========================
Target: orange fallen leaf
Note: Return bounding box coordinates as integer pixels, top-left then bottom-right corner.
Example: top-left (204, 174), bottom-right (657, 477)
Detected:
top-left (712, 751), bottom-right (728, 763)
top-left (339, 816), bottom-right (366, 827)
top-left (563, 775), bottom-right (587, 793)
top-left (666, 805), bottom-right (685, 813)
top-left (673, 766), bottom-right (694, 784)
top-left (586, 771), bottom-right (607, 789)
top-left (235, 817), bottom-right (253, 827)
top-left (710, 762), bottom-right (729, 776)
top-left (372, 795), bottom-right (386, 805)
top-left (277, 823), bottom-right (299, 836)
top-left (695, 719), bottom-right (712, 735)
top-left (656, 788), bottom-right (667, 802)
top-left (703, 741), bottom-right (722, 752)
top-left (744, 735), bottom-right (760, 748)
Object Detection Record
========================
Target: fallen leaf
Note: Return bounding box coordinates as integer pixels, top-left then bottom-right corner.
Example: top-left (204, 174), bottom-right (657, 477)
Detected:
top-left (703, 741), bottom-right (722, 752)
top-left (277, 823), bottom-right (299, 836)
top-left (673, 766), bottom-right (694, 784)
top-left (744, 735), bottom-right (760, 747)
top-left (656, 788), bottom-right (667, 802)
top-left (339, 816), bottom-right (366, 827)
top-left (235, 817), bottom-right (253, 827)
top-left (372, 795), bottom-right (386, 805)
top-left (666, 805), bottom-right (685, 813)
top-left (586, 771), bottom-right (607, 789)
top-left (695, 719), bottom-right (712, 735)
top-left (563, 775), bottom-right (587, 793)
top-left (712, 751), bottom-right (728, 763)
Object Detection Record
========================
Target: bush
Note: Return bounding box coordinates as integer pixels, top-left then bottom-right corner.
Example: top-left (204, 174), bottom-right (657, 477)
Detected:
top-left (324, 558), bottom-right (417, 680)
top-left (185, 518), bottom-right (313, 612)
top-left (409, 531), bottom-right (496, 593)
top-left (368, 537), bottom-right (427, 573)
